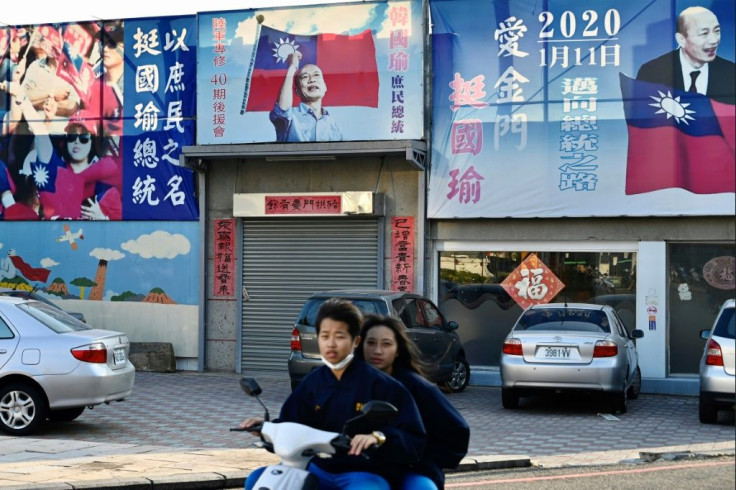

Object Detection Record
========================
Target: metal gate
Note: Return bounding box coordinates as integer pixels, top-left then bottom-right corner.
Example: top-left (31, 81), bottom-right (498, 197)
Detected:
top-left (240, 218), bottom-right (381, 371)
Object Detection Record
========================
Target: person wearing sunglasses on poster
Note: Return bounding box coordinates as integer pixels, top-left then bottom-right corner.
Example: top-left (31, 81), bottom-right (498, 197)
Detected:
top-left (357, 314), bottom-right (470, 490)
top-left (1, 77), bottom-right (121, 220)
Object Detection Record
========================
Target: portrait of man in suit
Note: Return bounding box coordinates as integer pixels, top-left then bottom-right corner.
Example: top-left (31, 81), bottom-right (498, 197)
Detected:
top-left (636, 6), bottom-right (735, 105)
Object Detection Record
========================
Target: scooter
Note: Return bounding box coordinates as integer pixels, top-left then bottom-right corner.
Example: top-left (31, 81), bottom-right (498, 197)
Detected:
top-left (231, 377), bottom-right (397, 490)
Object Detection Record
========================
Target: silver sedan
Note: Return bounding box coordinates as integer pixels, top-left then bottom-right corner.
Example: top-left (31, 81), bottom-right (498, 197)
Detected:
top-left (0, 296), bottom-right (135, 435)
top-left (500, 303), bottom-right (644, 414)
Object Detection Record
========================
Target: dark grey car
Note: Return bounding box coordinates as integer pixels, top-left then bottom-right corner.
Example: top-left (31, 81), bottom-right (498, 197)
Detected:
top-left (288, 290), bottom-right (470, 392)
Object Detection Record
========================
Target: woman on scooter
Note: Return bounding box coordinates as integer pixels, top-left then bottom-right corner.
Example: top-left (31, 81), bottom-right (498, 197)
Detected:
top-left (241, 299), bottom-right (427, 490)
top-left (357, 314), bottom-right (470, 490)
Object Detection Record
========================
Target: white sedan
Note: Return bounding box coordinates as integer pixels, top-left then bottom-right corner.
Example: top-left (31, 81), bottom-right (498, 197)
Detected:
top-left (0, 296), bottom-right (135, 435)
top-left (500, 303), bottom-right (644, 414)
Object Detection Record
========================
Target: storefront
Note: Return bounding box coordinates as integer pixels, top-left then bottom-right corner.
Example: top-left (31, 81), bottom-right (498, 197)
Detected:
top-left (427, 0), bottom-right (735, 394)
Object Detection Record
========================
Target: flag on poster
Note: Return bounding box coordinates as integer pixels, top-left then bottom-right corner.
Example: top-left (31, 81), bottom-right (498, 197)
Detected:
top-left (620, 74), bottom-right (735, 195)
top-left (9, 254), bottom-right (51, 283)
top-left (244, 25), bottom-right (379, 112)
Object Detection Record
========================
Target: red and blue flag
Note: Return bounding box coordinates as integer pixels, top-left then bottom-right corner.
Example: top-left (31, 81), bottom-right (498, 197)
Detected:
top-left (620, 73), bottom-right (734, 195)
top-left (245, 25), bottom-right (378, 112)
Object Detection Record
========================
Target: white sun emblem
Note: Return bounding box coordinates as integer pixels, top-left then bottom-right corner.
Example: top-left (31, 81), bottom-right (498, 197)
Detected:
top-left (649, 90), bottom-right (696, 125)
top-left (33, 165), bottom-right (50, 188)
top-left (272, 37), bottom-right (299, 64)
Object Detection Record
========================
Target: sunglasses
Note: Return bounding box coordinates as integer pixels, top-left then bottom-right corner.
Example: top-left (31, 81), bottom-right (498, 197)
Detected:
top-left (66, 133), bottom-right (91, 144)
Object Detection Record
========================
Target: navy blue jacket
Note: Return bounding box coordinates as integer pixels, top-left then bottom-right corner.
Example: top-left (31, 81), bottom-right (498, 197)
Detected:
top-left (394, 368), bottom-right (470, 489)
top-left (277, 359), bottom-right (426, 482)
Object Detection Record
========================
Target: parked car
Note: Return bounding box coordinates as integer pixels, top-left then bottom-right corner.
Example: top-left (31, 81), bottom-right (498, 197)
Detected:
top-left (698, 298), bottom-right (735, 424)
top-left (288, 290), bottom-right (470, 392)
top-left (0, 296), bottom-right (134, 435)
top-left (500, 302), bottom-right (644, 414)
top-left (0, 287), bottom-right (86, 323)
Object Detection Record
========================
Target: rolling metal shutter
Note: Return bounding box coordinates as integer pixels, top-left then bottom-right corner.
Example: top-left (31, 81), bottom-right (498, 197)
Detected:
top-left (241, 218), bottom-right (380, 372)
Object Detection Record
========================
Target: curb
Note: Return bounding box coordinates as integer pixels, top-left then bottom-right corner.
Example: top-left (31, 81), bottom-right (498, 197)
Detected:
top-left (0, 455), bottom-right (531, 490)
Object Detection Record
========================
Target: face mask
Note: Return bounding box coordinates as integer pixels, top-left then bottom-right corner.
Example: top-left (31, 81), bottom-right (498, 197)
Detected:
top-left (321, 342), bottom-right (357, 370)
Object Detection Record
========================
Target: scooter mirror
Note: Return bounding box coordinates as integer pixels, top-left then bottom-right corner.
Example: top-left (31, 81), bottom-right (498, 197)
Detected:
top-left (361, 401), bottom-right (398, 425)
top-left (240, 377), bottom-right (262, 397)
top-left (342, 401), bottom-right (398, 435)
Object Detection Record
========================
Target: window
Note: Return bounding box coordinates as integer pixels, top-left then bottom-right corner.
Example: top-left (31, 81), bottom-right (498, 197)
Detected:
top-left (0, 318), bottom-right (14, 339)
top-left (439, 250), bottom-right (636, 366)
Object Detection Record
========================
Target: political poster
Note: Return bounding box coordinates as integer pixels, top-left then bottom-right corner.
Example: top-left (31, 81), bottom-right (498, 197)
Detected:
top-left (197, 1), bottom-right (424, 144)
top-left (0, 16), bottom-right (198, 221)
top-left (429, 0), bottom-right (735, 218)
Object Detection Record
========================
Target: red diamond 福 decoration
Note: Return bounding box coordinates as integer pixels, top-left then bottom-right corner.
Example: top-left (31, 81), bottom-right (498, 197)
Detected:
top-left (501, 253), bottom-right (565, 309)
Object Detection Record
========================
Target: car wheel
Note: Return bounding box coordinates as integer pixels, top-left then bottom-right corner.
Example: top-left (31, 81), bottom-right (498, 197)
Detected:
top-left (0, 383), bottom-right (47, 436)
top-left (627, 366), bottom-right (642, 400)
top-left (501, 388), bottom-right (519, 409)
top-left (48, 407), bottom-right (85, 422)
top-left (608, 389), bottom-right (628, 415)
top-left (699, 393), bottom-right (718, 424)
top-left (445, 357), bottom-right (470, 393)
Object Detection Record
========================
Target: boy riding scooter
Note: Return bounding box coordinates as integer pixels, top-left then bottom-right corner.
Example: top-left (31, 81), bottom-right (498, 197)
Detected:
top-left (240, 298), bottom-right (427, 490)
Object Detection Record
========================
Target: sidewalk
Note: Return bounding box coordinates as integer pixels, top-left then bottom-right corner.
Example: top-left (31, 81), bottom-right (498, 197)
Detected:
top-left (0, 371), bottom-right (733, 489)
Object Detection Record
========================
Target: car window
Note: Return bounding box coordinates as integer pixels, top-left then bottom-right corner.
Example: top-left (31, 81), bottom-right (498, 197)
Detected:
top-left (419, 299), bottom-right (443, 330)
top-left (610, 311), bottom-right (629, 337)
top-left (300, 298), bottom-right (385, 327)
top-left (0, 317), bottom-right (14, 339)
top-left (516, 308), bottom-right (610, 333)
top-left (713, 307), bottom-right (735, 340)
top-left (394, 298), bottom-right (420, 328)
top-left (16, 302), bottom-right (91, 333)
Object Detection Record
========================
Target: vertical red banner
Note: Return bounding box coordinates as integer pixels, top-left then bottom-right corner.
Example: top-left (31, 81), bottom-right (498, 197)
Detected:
top-left (213, 219), bottom-right (236, 297)
top-left (391, 216), bottom-right (415, 292)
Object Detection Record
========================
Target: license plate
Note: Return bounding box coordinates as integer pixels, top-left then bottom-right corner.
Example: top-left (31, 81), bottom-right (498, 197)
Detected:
top-left (113, 348), bottom-right (126, 365)
top-left (543, 347), bottom-right (571, 358)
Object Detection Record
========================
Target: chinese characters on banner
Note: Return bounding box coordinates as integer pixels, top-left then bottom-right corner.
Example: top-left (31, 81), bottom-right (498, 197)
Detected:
top-left (388, 3), bottom-right (410, 136)
top-left (428, 0), bottom-right (735, 219)
top-left (264, 195), bottom-right (341, 215)
top-left (501, 253), bottom-right (565, 309)
top-left (123, 16), bottom-right (199, 220)
top-left (210, 16), bottom-right (227, 139)
top-left (213, 219), bottom-right (236, 297)
top-left (391, 217), bottom-right (414, 292)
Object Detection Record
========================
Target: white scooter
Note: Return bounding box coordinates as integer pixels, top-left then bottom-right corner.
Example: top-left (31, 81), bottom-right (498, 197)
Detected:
top-left (231, 377), bottom-right (397, 490)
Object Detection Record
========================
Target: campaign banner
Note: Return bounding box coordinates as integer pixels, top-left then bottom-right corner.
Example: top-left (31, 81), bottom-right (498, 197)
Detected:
top-left (0, 16), bottom-right (198, 221)
top-left (197, 1), bottom-right (423, 144)
top-left (428, 0), bottom-right (735, 218)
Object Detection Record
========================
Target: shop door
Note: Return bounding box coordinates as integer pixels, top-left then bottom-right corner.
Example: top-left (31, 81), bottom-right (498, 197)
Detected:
top-left (240, 218), bottom-right (380, 372)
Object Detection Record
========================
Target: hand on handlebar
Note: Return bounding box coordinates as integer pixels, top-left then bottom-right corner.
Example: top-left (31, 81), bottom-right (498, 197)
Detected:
top-left (232, 416), bottom-right (264, 435)
top-left (347, 433), bottom-right (381, 456)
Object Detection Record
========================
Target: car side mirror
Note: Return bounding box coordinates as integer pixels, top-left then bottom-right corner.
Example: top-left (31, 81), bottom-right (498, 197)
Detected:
top-left (446, 320), bottom-right (459, 331)
top-left (699, 329), bottom-right (711, 340)
top-left (631, 329), bottom-right (644, 339)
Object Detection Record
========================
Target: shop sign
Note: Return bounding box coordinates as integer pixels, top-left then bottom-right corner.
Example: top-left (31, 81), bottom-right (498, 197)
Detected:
top-left (703, 256), bottom-right (735, 290)
top-left (264, 195), bottom-right (341, 215)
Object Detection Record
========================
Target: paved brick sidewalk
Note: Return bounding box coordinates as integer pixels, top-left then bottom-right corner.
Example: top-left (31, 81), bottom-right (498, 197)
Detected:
top-left (0, 371), bottom-right (733, 488)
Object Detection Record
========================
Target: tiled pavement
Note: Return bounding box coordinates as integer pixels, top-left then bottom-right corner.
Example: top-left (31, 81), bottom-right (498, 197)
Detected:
top-left (0, 370), bottom-right (733, 488)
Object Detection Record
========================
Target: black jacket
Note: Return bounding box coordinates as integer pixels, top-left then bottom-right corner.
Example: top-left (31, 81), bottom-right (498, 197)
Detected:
top-left (636, 49), bottom-right (736, 105)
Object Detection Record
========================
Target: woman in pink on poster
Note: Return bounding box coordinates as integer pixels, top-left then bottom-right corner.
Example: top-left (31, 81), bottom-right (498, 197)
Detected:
top-left (2, 77), bottom-right (122, 220)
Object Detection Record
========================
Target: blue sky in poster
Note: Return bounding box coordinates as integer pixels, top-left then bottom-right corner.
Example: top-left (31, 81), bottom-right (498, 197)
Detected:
top-left (0, 221), bottom-right (199, 305)
top-left (428, 0), bottom-right (735, 218)
top-left (196, 1), bottom-right (424, 144)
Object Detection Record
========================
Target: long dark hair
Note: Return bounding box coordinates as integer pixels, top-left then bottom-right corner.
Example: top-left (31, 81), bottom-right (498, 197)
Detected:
top-left (357, 314), bottom-right (427, 377)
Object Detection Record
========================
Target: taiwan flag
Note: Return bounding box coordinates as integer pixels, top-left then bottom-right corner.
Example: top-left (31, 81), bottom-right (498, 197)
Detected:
top-left (244, 25), bottom-right (378, 112)
top-left (620, 73), bottom-right (735, 195)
